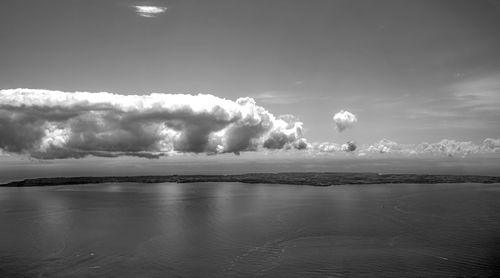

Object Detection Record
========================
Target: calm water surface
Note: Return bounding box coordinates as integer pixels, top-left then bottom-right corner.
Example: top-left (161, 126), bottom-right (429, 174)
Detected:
top-left (1, 182), bottom-right (499, 277)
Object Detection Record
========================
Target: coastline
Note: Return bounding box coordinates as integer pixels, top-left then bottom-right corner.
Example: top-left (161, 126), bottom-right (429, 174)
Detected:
top-left (2, 172), bottom-right (500, 187)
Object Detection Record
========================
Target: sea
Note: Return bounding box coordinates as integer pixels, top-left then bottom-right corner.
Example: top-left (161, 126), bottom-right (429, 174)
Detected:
top-left (1, 181), bottom-right (499, 277)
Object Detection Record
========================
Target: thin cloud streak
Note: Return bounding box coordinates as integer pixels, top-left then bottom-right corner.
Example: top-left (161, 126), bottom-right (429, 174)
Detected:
top-left (132, 5), bottom-right (167, 17)
top-left (451, 74), bottom-right (500, 112)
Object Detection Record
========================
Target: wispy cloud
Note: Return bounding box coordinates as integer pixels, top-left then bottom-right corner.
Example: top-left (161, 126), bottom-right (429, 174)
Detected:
top-left (132, 5), bottom-right (167, 18)
top-left (391, 74), bottom-right (500, 125)
top-left (451, 74), bottom-right (500, 112)
top-left (252, 91), bottom-right (300, 105)
top-left (252, 91), bottom-right (334, 105)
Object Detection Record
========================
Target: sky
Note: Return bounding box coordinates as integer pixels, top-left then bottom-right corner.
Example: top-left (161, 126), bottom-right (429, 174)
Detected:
top-left (1, 0), bottom-right (500, 163)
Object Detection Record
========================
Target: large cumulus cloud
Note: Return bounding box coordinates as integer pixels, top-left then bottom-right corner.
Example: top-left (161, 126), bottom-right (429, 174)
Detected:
top-left (0, 89), bottom-right (307, 159)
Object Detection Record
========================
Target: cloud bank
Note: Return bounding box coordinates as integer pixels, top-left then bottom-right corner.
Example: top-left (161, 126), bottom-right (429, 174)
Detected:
top-left (0, 89), bottom-right (306, 159)
top-left (358, 138), bottom-right (500, 157)
top-left (310, 138), bottom-right (500, 157)
top-left (132, 6), bottom-right (167, 17)
top-left (1, 89), bottom-right (498, 160)
top-left (333, 110), bottom-right (357, 132)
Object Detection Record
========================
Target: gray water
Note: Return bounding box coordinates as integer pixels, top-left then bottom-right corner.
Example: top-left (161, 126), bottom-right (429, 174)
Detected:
top-left (1, 182), bottom-right (499, 277)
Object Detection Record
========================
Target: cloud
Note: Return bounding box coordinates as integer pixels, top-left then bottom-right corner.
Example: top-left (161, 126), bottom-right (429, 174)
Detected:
top-left (333, 110), bottom-right (357, 132)
top-left (132, 5), bottom-right (167, 17)
top-left (359, 138), bottom-right (500, 157)
top-left (312, 138), bottom-right (500, 157)
top-left (482, 138), bottom-right (500, 152)
top-left (415, 140), bottom-right (481, 157)
top-left (263, 115), bottom-right (305, 150)
top-left (342, 141), bottom-right (357, 152)
top-left (364, 139), bottom-right (413, 154)
top-left (312, 141), bottom-right (356, 153)
top-left (312, 142), bottom-right (342, 153)
top-left (0, 89), bottom-right (307, 159)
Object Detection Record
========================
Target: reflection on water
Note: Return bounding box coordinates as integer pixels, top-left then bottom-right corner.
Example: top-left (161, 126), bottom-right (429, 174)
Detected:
top-left (1, 182), bottom-right (499, 277)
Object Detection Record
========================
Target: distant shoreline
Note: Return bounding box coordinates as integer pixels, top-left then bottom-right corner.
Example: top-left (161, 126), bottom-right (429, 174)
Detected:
top-left (2, 172), bottom-right (500, 187)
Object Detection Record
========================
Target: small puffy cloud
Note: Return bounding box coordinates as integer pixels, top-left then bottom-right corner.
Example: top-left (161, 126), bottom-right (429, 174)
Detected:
top-left (482, 138), bottom-right (500, 152)
top-left (342, 141), bottom-right (357, 152)
top-left (333, 110), bottom-right (357, 132)
top-left (0, 89), bottom-right (307, 159)
top-left (292, 138), bottom-right (310, 150)
top-left (133, 5), bottom-right (167, 17)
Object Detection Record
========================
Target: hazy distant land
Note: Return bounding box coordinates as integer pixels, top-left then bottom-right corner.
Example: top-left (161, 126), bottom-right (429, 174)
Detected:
top-left (2, 172), bottom-right (500, 187)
